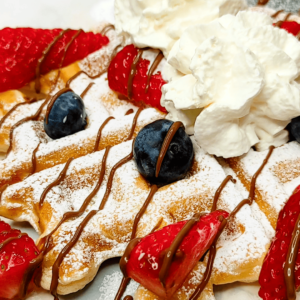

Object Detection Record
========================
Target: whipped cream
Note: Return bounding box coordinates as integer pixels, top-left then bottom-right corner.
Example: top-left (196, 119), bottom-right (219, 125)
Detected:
top-left (114, 0), bottom-right (247, 57)
top-left (162, 11), bottom-right (300, 158)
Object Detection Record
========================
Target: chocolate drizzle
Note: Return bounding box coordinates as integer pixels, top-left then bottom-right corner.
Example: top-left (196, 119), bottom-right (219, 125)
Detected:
top-left (39, 157), bottom-right (74, 208)
top-left (6, 98), bottom-right (49, 157)
top-left (127, 49), bottom-right (144, 99)
top-left (45, 87), bottom-right (72, 124)
top-left (0, 233), bottom-right (27, 251)
top-left (114, 277), bottom-right (131, 300)
top-left (126, 108), bottom-right (142, 141)
top-left (125, 109), bottom-right (134, 116)
top-left (35, 29), bottom-right (71, 94)
top-left (100, 24), bottom-right (116, 36)
top-left (155, 121), bottom-right (184, 178)
top-left (274, 12), bottom-right (292, 28)
top-left (271, 9), bottom-right (284, 18)
top-left (0, 98), bottom-right (38, 129)
top-left (80, 82), bottom-right (95, 99)
top-left (93, 117), bottom-right (115, 152)
top-left (159, 213), bottom-right (202, 287)
top-left (257, 0), bottom-right (269, 5)
top-left (145, 51), bottom-right (164, 93)
top-left (211, 175), bottom-right (233, 212)
top-left (284, 214), bottom-right (300, 299)
top-left (30, 143), bottom-right (40, 176)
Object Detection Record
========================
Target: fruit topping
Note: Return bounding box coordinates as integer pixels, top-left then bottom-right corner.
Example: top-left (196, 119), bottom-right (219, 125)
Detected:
top-left (133, 119), bottom-right (194, 185)
top-left (279, 21), bottom-right (300, 36)
top-left (0, 28), bottom-right (109, 93)
top-left (121, 210), bottom-right (229, 299)
top-left (44, 88), bottom-right (87, 139)
top-left (259, 186), bottom-right (300, 300)
top-left (107, 44), bottom-right (167, 113)
top-left (0, 220), bottom-right (41, 299)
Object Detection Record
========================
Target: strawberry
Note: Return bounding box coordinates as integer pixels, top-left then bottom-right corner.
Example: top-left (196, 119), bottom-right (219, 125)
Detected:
top-left (124, 210), bottom-right (229, 299)
top-left (0, 28), bottom-right (109, 93)
top-left (277, 21), bottom-right (300, 36)
top-left (259, 186), bottom-right (300, 300)
top-left (107, 44), bottom-right (167, 113)
top-left (0, 220), bottom-right (40, 299)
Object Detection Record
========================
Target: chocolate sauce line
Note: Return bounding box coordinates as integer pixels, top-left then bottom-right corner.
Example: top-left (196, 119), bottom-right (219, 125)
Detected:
top-left (159, 213), bottom-right (202, 287)
top-left (39, 157), bottom-right (74, 208)
top-left (45, 88), bottom-right (72, 124)
top-left (114, 277), bottom-right (131, 300)
top-left (190, 216), bottom-right (228, 300)
top-left (50, 140), bottom-right (135, 299)
top-left (145, 51), bottom-right (164, 93)
top-left (6, 98), bottom-right (49, 157)
top-left (0, 98), bottom-right (38, 129)
top-left (80, 82), bottom-right (95, 99)
top-left (52, 30), bottom-right (83, 92)
top-left (0, 233), bottom-right (27, 251)
top-left (125, 109), bottom-right (134, 116)
top-left (271, 9), bottom-right (284, 18)
top-left (257, 0), bottom-right (269, 5)
top-left (211, 175), bottom-right (233, 212)
top-left (155, 121), bottom-right (184, 178)
top-left (100, 24), bottom-right (115, 36)
top-left (127, 49), bottom-right (144, 100)
top-left (35, 29), bottom-right (71, 94)
top-left (284, 213), bottom-right (300, 300)
top-left (93, 117), bottom-right (115, 152)
top-left (126, 108), bottom-right (142, 141)
top-left (30, 143), bottom-right (40, 177)
top-left (275, 12), bottom-right (292, 28)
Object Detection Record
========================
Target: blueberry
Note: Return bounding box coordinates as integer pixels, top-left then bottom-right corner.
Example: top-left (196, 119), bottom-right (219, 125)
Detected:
top-left (287, 117), bottom-right (300, 142)
top-left (134, 119), bottom-right (194, 185)
top-left (44, 91), bottom-right (87, 139)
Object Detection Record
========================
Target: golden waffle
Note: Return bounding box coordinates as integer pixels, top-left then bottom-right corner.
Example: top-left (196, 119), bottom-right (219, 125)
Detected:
top-left (0, 137), bottom-right (271, 298)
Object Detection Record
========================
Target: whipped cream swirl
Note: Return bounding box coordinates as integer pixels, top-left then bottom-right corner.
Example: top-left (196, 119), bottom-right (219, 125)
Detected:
top-left (162, 11), bottom-right (300, 158)
top-left (114, 0), bottom-right (247, 57)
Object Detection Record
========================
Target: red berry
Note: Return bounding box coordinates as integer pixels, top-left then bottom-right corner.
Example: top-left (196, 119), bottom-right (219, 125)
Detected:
top-left (108, 44), bottom-right (167, 113)
top-left (259, 186), bottom-right (300, 299)
top-left (277, 21), bottom-right (300, 36)
top-left (0, 28), bottom-right (109, 93)
top-left (0, 220), bottom-right (40, 299)
top-left (125, 210), bottom-right (229, 299)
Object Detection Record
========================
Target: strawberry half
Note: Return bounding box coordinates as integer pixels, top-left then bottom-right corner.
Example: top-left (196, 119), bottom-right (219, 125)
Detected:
top-left (259, 186), bottom-right (300, 300)
top-left (0, 220), bottom-right (40, 299)
top-left (107, 44), bottom-right (167, 113)
top-left (276, 21), bottom-right (300, 36)
top-left (0, 28), bottom-right (109, 93)
top-left (124, 210), bottom-right (229, 299)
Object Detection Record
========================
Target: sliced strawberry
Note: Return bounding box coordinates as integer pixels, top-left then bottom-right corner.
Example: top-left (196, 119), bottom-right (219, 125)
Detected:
top-left (276, 21), bottom-right (300, 36)
top-left (259, 186), bottom-right (300, 300)
top-left (107, 44), bottom-right (167, 113)
top-left (0, 28), bottom-right (109, 93)
top-left (0, 220), bottom-right (40, 299)
top-left (125, 210), bottom-right (229, 299)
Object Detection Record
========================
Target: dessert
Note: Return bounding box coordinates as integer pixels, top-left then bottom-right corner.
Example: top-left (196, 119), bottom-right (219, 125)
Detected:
top-left (1, 1), bottom-right (300, 300)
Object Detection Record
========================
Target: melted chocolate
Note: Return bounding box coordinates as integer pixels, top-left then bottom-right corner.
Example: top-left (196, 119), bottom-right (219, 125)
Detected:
top-left (126, 108), bottom-right (142, 141)
top-left (30, 143), bottom-right (40, 176)
top-left (100, 24), bottom-right (115, 36)
top-left (159, 213), bottom-right (202, 287)
top-left (189, 216), bottom-right (228, 300)
top-left (145, 51), bottom-right (164, 93)
top-left (274, 12), bottom-right (291, 28)
top-left (114, 277), bottom-right (131, 300)
top-left (39, 157), bottom-right (74, 208)
top-left (272, 9), bottom-right (284, 18)
top-left (130, 185), bottom-right (158, 239)
top-left (6, 98), bottom-right (49, 157)
top-left (127, 49), bottom-right (144, 99)
top-left (155, 121), bottom-right (184, 178)
top-left (284, 213), bottom-right (300, 300)
top-left (80, 82), bottom-right (95, 99)
top-left (257, 0), bottom-right (269, 5)
top-left (120, 238), bottom-right (142, 278)
top-left (0, 233), bottom-right (27, 251)
top-left (45, 87), bottom-right (72, 124)
top-left (123, 296), bottom-right (133, 300)
top-left (0, 98), bottom-right (38, 129)
top-left (35, 29), bottom-right (71, 94)
top-left (211, 175), bottom-right (233, 212)
top-left (93, 117), bottom-right (115, 152)
top-left (151, 217), bottom-right (163, 233)
top-left (125, 109), bottom-right (134, 116)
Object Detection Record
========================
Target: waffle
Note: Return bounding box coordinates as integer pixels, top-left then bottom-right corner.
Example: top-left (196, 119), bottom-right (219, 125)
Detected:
top-left (0, 135), bottom-right (272, 299)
